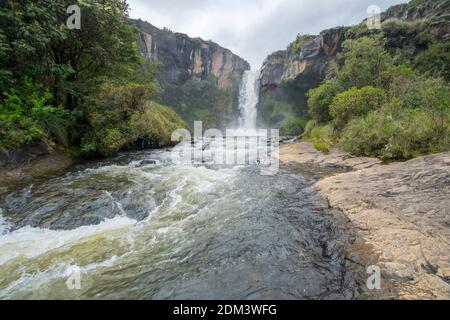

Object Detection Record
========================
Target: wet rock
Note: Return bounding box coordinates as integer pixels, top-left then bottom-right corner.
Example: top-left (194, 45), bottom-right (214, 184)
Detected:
top-left (280, 141), bottom-right (450, 299)
top-left (315, 153), bottom-right (450, 299)
top-left (138, 159), bottom-right (157, 167)
top-left (0, 139), bottom-right (51, 169)
top-left (0, 140), bottom-right (74, 193)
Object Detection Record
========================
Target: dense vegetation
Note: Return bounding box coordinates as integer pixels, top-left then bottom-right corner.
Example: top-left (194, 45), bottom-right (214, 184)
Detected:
top-left (259, 83), bottom-right (310, 135)
top-left (304, 16), bottom-right (449, 160)
top-left (0, 0), bottom-right (185, 157)
top-left (159, 76), bottom-right (234, 131)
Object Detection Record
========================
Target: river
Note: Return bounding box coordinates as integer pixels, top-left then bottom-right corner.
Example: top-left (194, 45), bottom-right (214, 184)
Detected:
top-left (0, 71), bottom-right (368, 299)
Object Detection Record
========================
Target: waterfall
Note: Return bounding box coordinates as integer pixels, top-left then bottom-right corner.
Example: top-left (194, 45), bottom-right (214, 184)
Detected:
top-left (238, 70), bottom-right (261, 130)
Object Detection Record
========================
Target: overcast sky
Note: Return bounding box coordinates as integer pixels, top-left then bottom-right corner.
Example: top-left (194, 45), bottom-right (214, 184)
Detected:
top-left (127, 0), bottom-right (407, 69)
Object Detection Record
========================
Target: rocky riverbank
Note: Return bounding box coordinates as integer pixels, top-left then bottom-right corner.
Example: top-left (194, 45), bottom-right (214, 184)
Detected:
top-left (0, 141), bottom-right (74, 195)
top-left (280, 141), bottom-right (450, 299)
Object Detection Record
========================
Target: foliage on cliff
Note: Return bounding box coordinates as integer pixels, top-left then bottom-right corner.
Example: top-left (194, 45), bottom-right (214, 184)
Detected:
top-left (159, 77), bottom-right (234, 130)
top-left (258, 0), bottom-right (449, 157)
top-left (0, 0), bottom-right (185, 156)
top-left (304, 31), bottom-right (449, 159)
top-left (259, 82), bottom-right (310, 135)
top-left (134, 18), bottom-right (249, 129)
top-left (289, 34), bottom-right (316, 53)
top-left (81, 82), bottom-right (185, 156)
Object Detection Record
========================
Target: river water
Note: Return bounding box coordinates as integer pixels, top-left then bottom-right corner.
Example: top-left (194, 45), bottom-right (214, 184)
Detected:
top-left (0, 70), bottom-right (369, 300)
top-left (0, 148), bottom-right (365, 299)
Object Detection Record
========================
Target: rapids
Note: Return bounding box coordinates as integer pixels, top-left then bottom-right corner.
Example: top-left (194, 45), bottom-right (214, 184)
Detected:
top-left (0, 149), bottom-right (359, 299)
top-left (0, 68), bottom-right (367, 300)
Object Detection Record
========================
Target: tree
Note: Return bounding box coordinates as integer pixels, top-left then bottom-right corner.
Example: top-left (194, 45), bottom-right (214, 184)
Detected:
top-left (338, 36), bottom-right (393, 89)
top-left (0, 0), bottom-right (141, 108)
top-left (0, 0), bottom-right (185, 155)
top-left (330, 86), bottom-right (386, 130)
top-left (306, 80), bottom-right (343, 123)
top-left (415, 42), bottom-right (450, 81)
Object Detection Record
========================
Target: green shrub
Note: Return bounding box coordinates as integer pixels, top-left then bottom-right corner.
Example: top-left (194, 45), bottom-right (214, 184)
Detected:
top-left (381, 18), bottom-right (428, 39)
top-left (0, 82), bottom-right (77, 150)
top-left (31, 104), bottom-right (77, 147)
top-left (0, 113), bottom-right (44, 150)
top-left (330, 86), bottom-right (386, 130)
top-left (309, 125), bottom-right (335, 152)
top-left (297, 8), bottom-right (450, 161)
top-left (418, 78), bottom-right (450, 141)
top-left (306, 80), bottom-right (343, 123)
top-left (290, 34), bottom-right (316, 52)
top-left (338, 36), bottom-right (393, 89)
top-left (339, 110), bottom-right (393, 158)
top-left (81, 87), bottom-right (186, 156)
top-left (345, 24), bottom-right (378, 40)
top-left (385, 64), bottom-right (417, 97)
top-left (160, 77), bottom-right (232, 130)
top-left (340, 92), bottom-right (449, 160)
top-left (102, 128), bottom-right (128, 155)
top-left (415, 42), bottom-right (450, 81)
top-left (258, 96), bottom-right (309, 134)
top-left (278, 116), bottom-right (310, 135)
top-left (128, 101), bottom-right (187, 146)
top-left (260, 99), bottom-right (291, 123)
top-left (302, 120), bottom-right (318, 138)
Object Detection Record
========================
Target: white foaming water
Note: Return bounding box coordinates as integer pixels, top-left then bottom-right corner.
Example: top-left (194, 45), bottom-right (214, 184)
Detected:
top-left (238, 70), bottom-right (261, 130)
top-left (0, 215), bottom-right (137, 266)
top-left (0, 67), bottom-right (344, 299)
top-left (0, 209), bottom-right (11, 235)
top-left (0, 142), bottom-right (354, 299)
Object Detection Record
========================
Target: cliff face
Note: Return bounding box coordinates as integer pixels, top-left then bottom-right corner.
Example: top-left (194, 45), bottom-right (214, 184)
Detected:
top-left (134, 19), bottom-right (250, 91)
top-left (260, 0), bottom-right (449, 95)
top-left (382, 0), bottom-right (450, 40)
top-left (257, 27), bottom-right (346, 129)
top-left (260, 27), bottom-right (346, 91)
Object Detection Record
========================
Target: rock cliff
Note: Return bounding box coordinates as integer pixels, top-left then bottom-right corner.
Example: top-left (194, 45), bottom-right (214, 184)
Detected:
top-left (382, 0), bottom-right (450, 40)
top-left (260, 27), bottom-right (346, 90)
top-left (259, 0), bottom-right (449, 114)
top-left (134, 19), bottom-right (250, 91)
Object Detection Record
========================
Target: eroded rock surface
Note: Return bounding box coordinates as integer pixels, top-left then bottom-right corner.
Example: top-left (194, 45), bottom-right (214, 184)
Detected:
top-left (0, 140), bottom-right (74, 194)
top-left (260, 27), bottom-right (346, 90)
top-left (280, 141), bottom-right (381, 171)
top-left (281, 141), bottom-right (450, 299)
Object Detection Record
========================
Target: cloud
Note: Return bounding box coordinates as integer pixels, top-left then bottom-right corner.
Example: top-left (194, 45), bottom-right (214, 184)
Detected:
top-left (127, 0), bottom-right (408, 69)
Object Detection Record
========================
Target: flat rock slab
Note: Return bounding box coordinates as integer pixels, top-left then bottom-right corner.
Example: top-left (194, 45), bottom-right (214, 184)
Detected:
top-left (280, 141), bottom-right (450, 299)
top-left (279, 141), bottom-right (381, 170)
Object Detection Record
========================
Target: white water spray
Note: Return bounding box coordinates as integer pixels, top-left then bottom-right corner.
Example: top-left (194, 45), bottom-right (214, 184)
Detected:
top-left (238, 70), bottom-right (261, 130)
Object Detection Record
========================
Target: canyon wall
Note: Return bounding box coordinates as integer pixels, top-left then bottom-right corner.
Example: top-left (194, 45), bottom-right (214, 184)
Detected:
top-left (258, 0), bottom-right (449, 126)
top-left (134, 19), bottom-right (250, 91)
top-left (133, 19), bottom-right (250, 129)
